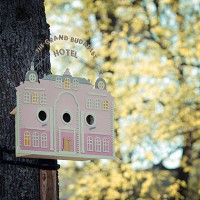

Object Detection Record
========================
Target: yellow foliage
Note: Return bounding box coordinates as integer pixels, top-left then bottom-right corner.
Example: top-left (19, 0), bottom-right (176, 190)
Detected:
top-left (45, 0), bottom-right (200, 199)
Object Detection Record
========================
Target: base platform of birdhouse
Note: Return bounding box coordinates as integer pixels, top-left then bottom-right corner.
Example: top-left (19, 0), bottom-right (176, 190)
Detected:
top-left (16, 150), bottom-right (115, 161)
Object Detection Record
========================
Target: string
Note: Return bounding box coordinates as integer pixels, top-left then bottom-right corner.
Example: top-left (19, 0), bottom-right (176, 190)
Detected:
top-left (33, 52), bottom-right (101, 73)
top-left (0, 147), bottom-right (60, 170)
top-left (32, 38), bottom-right (100, 73)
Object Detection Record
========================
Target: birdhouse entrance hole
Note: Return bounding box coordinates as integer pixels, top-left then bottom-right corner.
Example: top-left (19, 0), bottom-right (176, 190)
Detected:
top-left (86, 115), bottom-right (94, 125)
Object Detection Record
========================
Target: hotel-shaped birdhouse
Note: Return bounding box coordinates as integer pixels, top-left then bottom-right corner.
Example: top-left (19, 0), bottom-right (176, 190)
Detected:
top-left (14, 63), bottom-right (114, 160)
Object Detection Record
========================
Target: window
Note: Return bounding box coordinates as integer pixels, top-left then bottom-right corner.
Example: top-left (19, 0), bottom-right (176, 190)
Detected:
top-left (98, 81), bottom-right (105, 89)
top-left (40, 93), bottom-right (47, 104)
top-left (95, 99), bottom-right (100, 110)
top-left (86, 98), bottom-right (93, 109)
top-left (29, 73), bottom-right (37, 82)
top-left (63, 137), bottom-right (72, 151)
top-left (73, 79), bottom-right (79, 90)
top-left (103, 138), bottom-right (109, 152)
top-left (24, 131), bottom-right (30, 146)
top-left (32, 132), bottom-right (39, 147)
top-left (64, 78), bottom-right (70, 89)
top-left (87, 137), bottom-right (93, 151)
top-left (24, 91), bottom-right (30, 103)
top-left (32, 92), bottom-right (38, 104)
top-left (56, 76), bottom-right (62, 88)
top-left (95, 137), bottom-right (101, 152)
top-left (103, 100), bottom-right (109, 110)
top-left (41, 133), bottom-right (47, 148)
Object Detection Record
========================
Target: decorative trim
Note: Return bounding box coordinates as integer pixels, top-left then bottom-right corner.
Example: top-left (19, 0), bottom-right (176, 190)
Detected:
top-left (87, 92), bottom-right (107, 97)
top-left (77, 107), bottom-right (81, 154)
top-left (50, 108), bottom-right (54, 151)
top-left (25, 87), bottom-right (45, 91)
top-left (81, 111), bottom-right (84, 153)
top-left (111, 103), bottom-right (115, 156)
top-left (87, 131), bottom-right (109, 135)
top-left (53, 106), bottom-right (57, 152)
top-left (19, 92), bottom-right (21, 148)
top-left (54, 91), bottom-right (79, 106)
top-left (16, 92), bottom-right (20, 151)
top-left (25, 127), bottom-right (45, 131)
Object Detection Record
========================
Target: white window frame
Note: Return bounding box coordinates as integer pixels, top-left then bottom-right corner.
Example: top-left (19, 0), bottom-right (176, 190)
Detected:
top-left (103, 100), bottom-right (109, 110)
top-left (32, 92), bottom-right (38, 104)
top-left (32, 132), bottom-right (39, 147)
top-left (98, 81), bottom-right (105, 89)
top-left (87, 136), bottom-right (93, 151)
top-left (40, 93), bottom-right (47, 104)
top-left (56, 76), bottom-right (62, 88)
top-left (73, 79), bottom-right (79, 90)
top-left (95, 137), bottom-right (101, 152)
top-left (41, 133), bottom-right (47, 148)
top-left (64, 78), bottom-right (70, 89)
top-left (95, 99), bottom-right (100, 110)
top-left (24, 131), bottom-right (31, 146)
top-left (24, 91), bottom-right (30, 103)
top-left (29, 73), bottom-right (37, 82)
top-left (103, 138), bottom-right (109, 152)
top-left (86, 98), bottom-right (93, 109)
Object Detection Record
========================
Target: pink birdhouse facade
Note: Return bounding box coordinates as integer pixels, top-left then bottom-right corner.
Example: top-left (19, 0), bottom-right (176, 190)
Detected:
top-left (15, 66), bottom-right (115, 160)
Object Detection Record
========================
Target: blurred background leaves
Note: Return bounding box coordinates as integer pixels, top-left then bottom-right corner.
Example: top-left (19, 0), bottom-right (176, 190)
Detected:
top-left (45, 0), bottom-right (200, 199)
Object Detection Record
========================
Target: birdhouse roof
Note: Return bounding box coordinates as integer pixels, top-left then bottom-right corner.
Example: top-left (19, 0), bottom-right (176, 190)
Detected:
top-left (42, 74), bottom-right (91, 85)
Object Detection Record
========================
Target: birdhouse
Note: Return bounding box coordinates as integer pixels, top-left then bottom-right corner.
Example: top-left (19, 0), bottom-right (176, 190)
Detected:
top-left (12, 63), bottom-right (115, 160)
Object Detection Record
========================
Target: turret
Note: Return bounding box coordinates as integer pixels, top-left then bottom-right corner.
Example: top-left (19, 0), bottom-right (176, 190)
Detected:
top-left (25, 62), bottom-right (38, 82)
top-left (95, 70), bottom-right (106, 90)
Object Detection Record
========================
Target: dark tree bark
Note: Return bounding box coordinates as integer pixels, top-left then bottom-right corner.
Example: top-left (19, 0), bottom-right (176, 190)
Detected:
top-left (0, 0), bottom-right (58, 199)
top-left (169, 133), bottom-right (193, 200)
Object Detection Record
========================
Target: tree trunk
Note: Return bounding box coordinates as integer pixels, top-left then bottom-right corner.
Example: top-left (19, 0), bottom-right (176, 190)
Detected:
top-left (0, 0), bottom-right (58, 199)
top-left (177, 134), bottom-right (192, 200)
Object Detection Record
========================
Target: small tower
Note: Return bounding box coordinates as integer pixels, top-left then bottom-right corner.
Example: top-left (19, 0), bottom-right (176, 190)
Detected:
top-left (95, 70), bottom-right (106, 90)
top-left (63, 68), bottom-right (72, 76)
top-left (25, 62), bottom-right (38, 82)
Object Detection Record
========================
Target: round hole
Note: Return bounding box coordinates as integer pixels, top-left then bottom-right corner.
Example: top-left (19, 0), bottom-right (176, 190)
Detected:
top-left (86, 115), bottom-right (94, 125)
top-left (38, 110), bottom-right (47, 121)
top-left (63, 113), bottom-right (71, 123)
